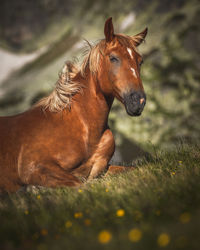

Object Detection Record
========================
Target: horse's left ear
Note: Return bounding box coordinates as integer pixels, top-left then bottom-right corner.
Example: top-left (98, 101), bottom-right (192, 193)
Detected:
top-left (132, 27), bottom-right (148, 46)
top-left (104, 17), bottom-right (115, 42)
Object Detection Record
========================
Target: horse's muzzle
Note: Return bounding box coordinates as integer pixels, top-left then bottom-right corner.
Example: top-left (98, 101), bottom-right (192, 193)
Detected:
top-left (123, 91), bottom-right (146, 116)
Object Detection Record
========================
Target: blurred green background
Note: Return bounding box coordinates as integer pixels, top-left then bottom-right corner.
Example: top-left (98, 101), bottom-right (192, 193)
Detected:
top-left (0, 0), bottom-right (200, 162)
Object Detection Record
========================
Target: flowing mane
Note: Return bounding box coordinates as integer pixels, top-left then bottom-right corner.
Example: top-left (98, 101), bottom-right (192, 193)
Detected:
top-left (36, 34), bottom-right (142, 112)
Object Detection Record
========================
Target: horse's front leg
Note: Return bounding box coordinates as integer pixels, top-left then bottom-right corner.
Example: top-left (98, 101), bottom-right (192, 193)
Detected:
top-left (87, 129), bottom-right (115, 180)
top-left (87, 129), bottom-right (134, 180)
top-left (73, 129), bottom-right (134, 180)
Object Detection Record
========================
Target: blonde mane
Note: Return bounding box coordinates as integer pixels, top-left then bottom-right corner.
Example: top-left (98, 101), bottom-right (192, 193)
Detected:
top-left (36, 34), bottom-right (141, 112)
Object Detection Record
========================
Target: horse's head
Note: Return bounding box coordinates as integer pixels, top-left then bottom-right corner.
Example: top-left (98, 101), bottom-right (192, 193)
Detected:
top-left (98, 17), bottom-right (148, 116)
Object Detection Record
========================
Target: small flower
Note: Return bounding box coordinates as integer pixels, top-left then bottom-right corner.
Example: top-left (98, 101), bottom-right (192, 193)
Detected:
top-left (98, 230), bottom-right (112, 244)
top-left (116, 209), bottom-right (125, 217)
top-left (178, 161), bottom-right (182, 164)
top-left (78, 189), bottom-right (83, 193)
top-left (65, 220), bottom-right (72, 228)
top-left (179, 212), bottom-right (191, 224)
top-left (128, 228), bottom-right (142, 242)
top-left (74, 212), bottom-right (83, 219)
top-left (41, 229), bottom-right (48, 236)
top-left (171, 172), bottom-right (176, 176)
top-left (84, 219), bottom-right (91, 226)
top-left (24, 210), bottom-right (29, 215)
top-left (157, 233), bottom-right (170, 247)
top-left (105, 188), bottom-right (109, 192)
top-left (37, 195), bottom-right (41, 200)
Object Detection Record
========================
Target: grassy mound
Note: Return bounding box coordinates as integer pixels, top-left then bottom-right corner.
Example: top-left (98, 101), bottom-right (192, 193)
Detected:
top-left (1, 144), bottom-right (200, 250)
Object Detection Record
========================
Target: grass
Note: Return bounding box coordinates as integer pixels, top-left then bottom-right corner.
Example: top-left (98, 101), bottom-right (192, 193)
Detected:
top-left (0, 144), bottom-right (200, 250)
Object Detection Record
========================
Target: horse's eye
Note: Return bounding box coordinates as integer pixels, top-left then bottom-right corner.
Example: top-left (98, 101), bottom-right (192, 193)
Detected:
top-left (109, 55), bottom-right (119, 63)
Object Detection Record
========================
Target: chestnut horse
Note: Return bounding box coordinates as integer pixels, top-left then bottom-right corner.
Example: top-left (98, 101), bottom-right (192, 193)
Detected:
top-left (0, 18), bottom-right (147, 192)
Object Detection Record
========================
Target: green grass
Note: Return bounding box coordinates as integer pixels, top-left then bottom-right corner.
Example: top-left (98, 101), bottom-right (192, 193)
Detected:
top-left (1, 144), bottom-right (200, 250)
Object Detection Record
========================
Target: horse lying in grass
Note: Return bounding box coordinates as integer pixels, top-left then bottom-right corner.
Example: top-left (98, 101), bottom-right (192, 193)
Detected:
top-left (0, 17), bottom-right (148, 192)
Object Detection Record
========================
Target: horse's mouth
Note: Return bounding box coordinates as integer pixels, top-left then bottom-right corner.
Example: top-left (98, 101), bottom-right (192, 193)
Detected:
top-left (124, 105), bottom-right (144, 116)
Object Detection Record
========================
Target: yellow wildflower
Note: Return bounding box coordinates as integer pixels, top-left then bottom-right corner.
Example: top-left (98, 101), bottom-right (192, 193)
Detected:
top-left (78, 189), bottom-right (83, 193)
top-left (128, 228), bottom-right (142, 242)
top-left (41, 229), bottom-right (48, 236)
top-left (37, 195), bottom-right (41, 200)
top-left (116, 209), bottom-right (125, 217)
top-left (24, 210), bottom-right (29, 215)
top-left (105, 188), bottom-right (109, 192)
top-left (171, 172), bottom-right (176, 176)
top-left (84, 219), bottom-right (91, 226)
top-left (157, 233), bottom-right (170, 247)
top-left (178, 161), bottom-right (182, 164)
top-left (65, 220), bottom-right (72, 228)
top-left (98, 230), bottom-right (112, 244)
top-left (179, 212), bottom-right (191, 224)
top-left (74, 212), bottom-right (83, 218)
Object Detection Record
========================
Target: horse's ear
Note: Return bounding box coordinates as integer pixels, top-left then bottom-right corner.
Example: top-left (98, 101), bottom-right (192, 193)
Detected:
top-left (104, 17), bottom-right (115, 42)
top-left (132, 27), bottom-right (148, 46)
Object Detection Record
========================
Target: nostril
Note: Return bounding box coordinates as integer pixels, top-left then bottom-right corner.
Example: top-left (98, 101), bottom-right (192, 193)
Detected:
top-left (140, 98), bottom-right (145, 105)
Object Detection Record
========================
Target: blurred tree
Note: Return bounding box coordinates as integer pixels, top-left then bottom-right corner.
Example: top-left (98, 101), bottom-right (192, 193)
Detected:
top-left (0, 0), bottom-right (77, 51)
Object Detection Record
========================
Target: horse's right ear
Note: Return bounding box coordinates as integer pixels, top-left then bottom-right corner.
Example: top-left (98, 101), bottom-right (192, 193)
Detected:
top-left (132, 28), bottom-right (148, 46)
top-left (104, 17), bottom-right (115, 42)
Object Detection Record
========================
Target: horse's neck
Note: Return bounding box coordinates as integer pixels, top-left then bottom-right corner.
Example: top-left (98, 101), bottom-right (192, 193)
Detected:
top-left (74, 71), bottom-right (114, 127)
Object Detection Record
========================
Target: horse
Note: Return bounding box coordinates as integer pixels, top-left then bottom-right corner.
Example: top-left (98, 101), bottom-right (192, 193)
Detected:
top-left (0, 17), bottom-right (148, 192)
